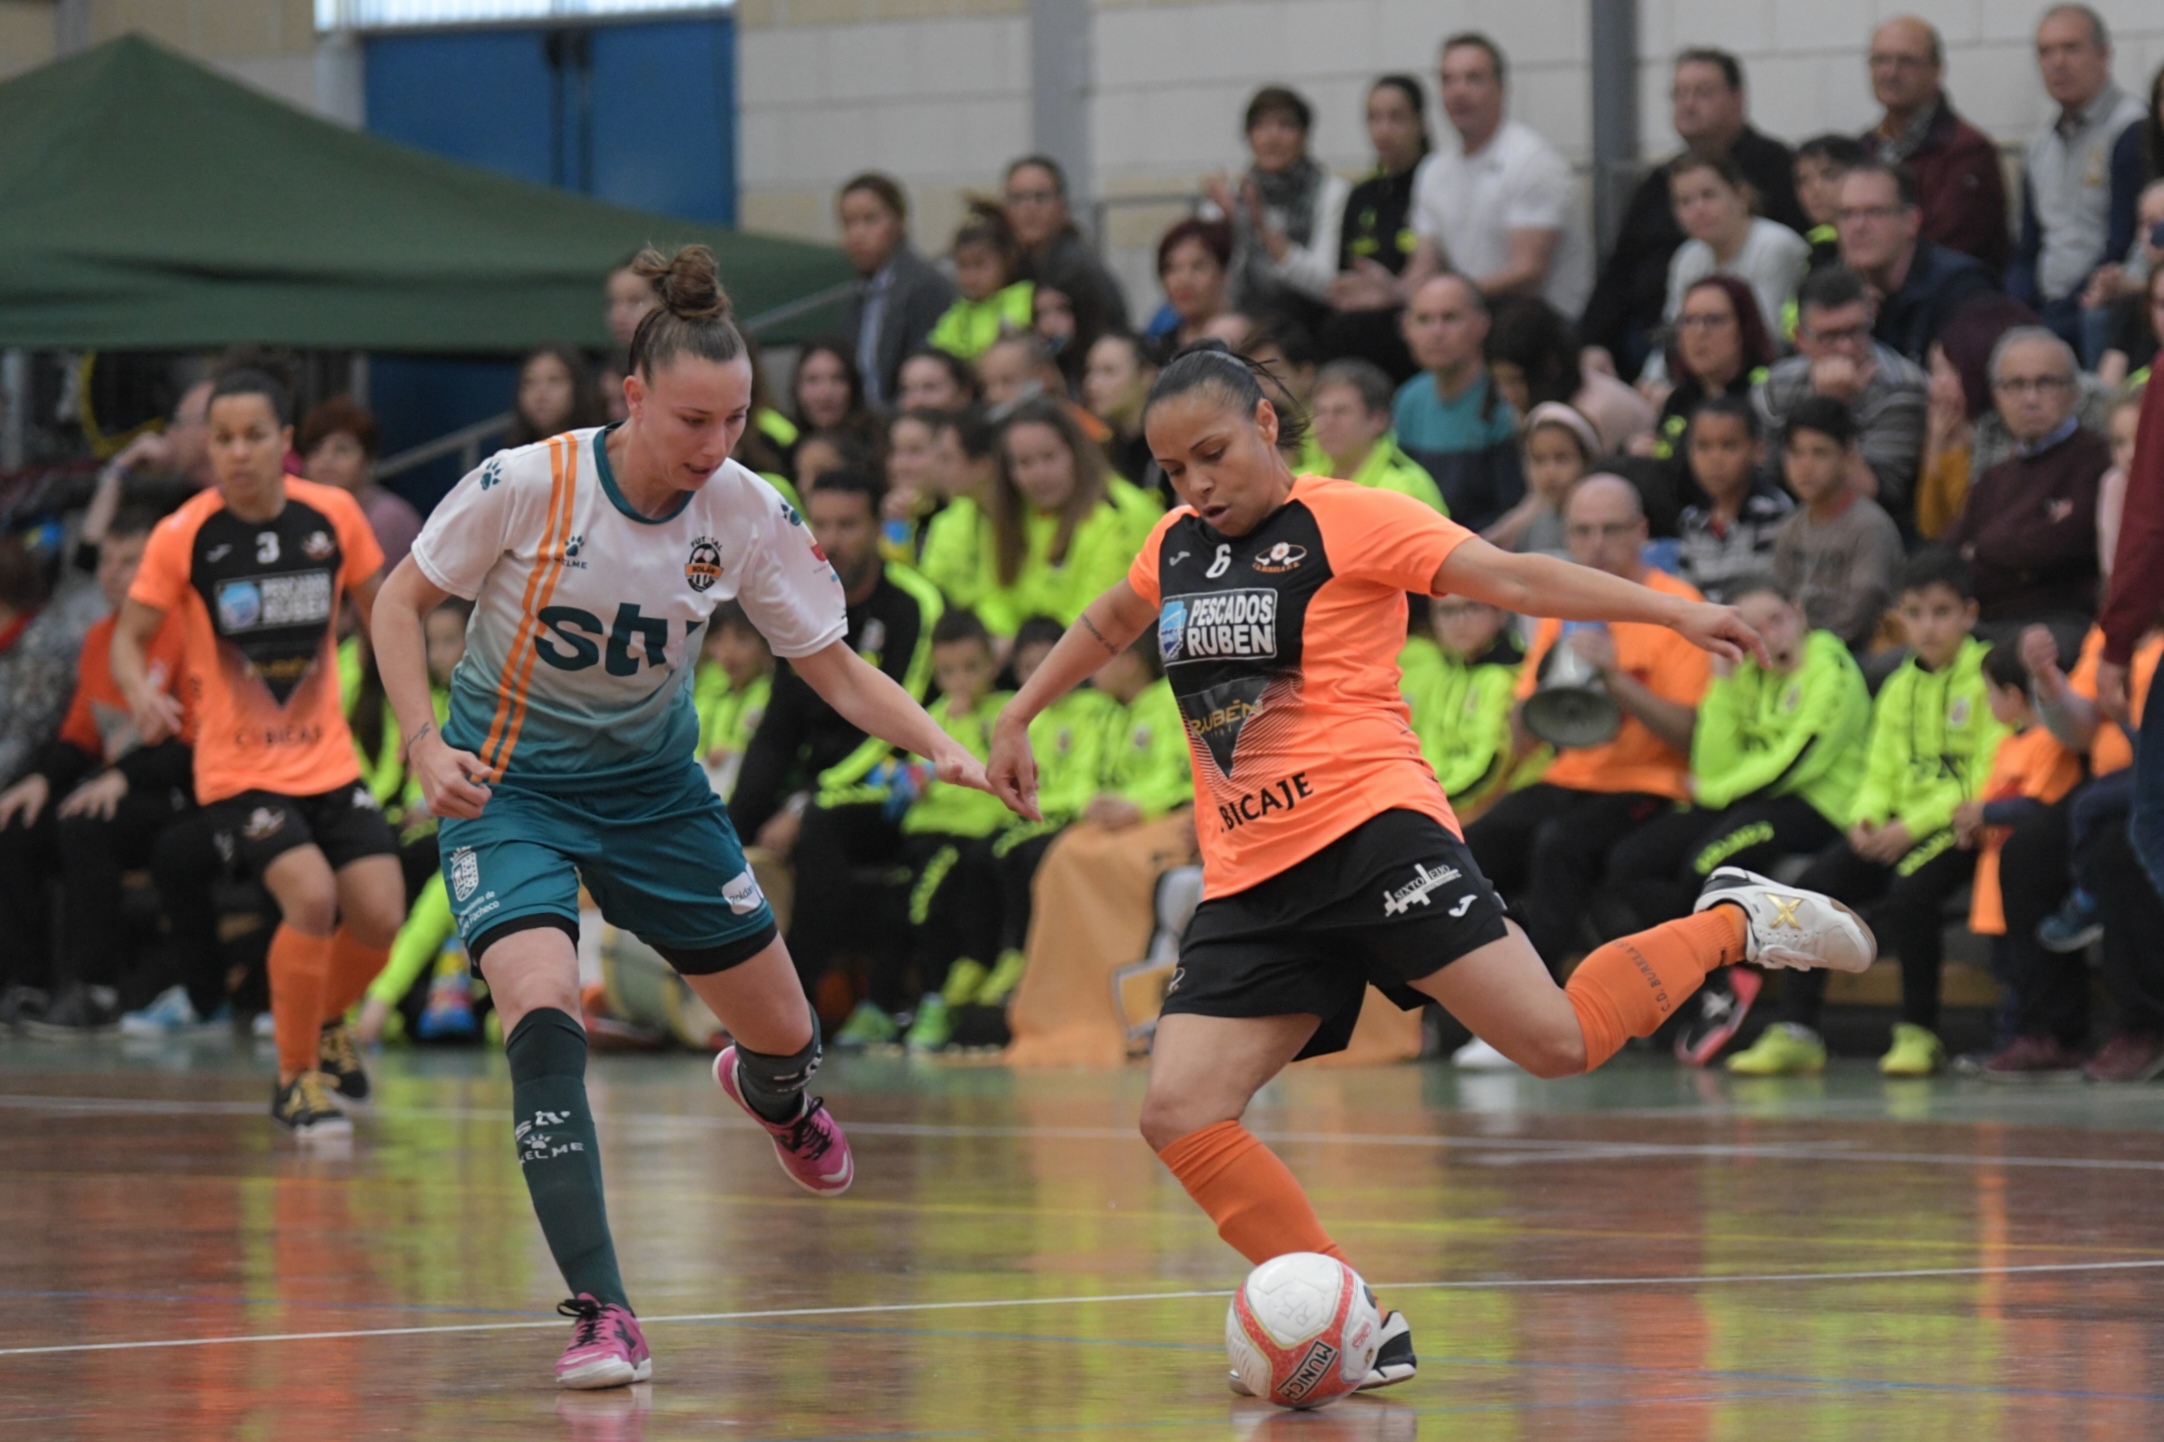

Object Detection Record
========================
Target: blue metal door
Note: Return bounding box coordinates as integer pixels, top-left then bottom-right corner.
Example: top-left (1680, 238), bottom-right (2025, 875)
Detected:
top-left (358, 17), bottom-right (737, 508)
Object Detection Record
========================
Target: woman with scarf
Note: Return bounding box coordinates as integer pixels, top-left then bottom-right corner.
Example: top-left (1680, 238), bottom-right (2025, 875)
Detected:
top-left (1203, 86), bottom-right (1349, 330)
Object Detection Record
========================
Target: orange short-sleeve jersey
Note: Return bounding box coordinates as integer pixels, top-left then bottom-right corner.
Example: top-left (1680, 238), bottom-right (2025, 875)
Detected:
top-left (1969, 723), bottom-right (2085, 934)
top-left (2067, 625), bottom-right (2164, 776)
top-left (1127, 475), bottom-right (1475, 898)
top-left (130, 477), bottom-right (384, 804)
top-left (1514, 568), bottom-right (1710, 801)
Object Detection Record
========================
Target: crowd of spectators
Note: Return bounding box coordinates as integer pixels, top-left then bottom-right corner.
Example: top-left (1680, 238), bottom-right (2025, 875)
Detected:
top-left (4, 8), bottom-right (2164, 1081)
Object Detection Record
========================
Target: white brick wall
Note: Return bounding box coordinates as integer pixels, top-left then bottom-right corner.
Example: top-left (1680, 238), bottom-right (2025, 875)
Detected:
top-left (738, 0), bottom-right (2164, 324)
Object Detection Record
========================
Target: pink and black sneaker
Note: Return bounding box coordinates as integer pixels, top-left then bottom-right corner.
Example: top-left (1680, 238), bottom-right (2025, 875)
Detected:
top-left (713, 1044), bottom-right (855, 1196)
top-left (555, 1295), bottom-right (651, 1390)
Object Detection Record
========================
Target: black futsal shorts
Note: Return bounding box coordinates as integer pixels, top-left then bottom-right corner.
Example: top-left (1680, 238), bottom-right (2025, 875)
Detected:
top-left (1161, 808), bottom-right (1511, 1060)
top-left (206, 783), bottom-right (400, 878)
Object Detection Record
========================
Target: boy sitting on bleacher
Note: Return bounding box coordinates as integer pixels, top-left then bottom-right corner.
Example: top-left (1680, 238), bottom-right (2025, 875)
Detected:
top-left (1956, 643), bottom-right (2085, 1055)
top-left (692, 601), bottom-right (773, 802)
top-left (1596, 576), bottom-right (1871, 1065)
top-left (1728, 548), bottom-right (2006, 1078)
top-left (826, 610), bottom-right (1011, 1051)
top-left (1401, 595), bottom-right (1523, 821)
top-left (983, 628), bottom-right (1192, 1029)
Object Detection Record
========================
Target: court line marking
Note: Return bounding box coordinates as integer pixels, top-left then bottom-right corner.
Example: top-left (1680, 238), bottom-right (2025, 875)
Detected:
top-left (5, 1257), bottom-right (2163, 1361)
top-left (715, 1317), bottom-right (2164, 1404)
top-left (6, 1091), bottom-right (2164, 1174)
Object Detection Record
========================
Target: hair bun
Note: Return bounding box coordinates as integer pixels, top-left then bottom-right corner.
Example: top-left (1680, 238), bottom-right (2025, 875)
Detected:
top-left (632, 243), bottom-right (731, 323)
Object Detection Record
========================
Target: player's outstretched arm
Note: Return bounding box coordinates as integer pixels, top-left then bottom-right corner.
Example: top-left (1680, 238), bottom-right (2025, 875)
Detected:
top-left (110, 599), bottom-right (186, 745)
top-left (372, 557), bottom-right (492, 819)
top-left (792, 639), bottom-right (991, 796)
top-left (1431, 536), bottom-right (1769, 666)
top-left (988, 581), bottom-right (1156, 821)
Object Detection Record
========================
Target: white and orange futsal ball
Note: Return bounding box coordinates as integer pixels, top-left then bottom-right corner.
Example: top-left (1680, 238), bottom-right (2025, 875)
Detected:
top-left (1224, 1252), bottom-right (1381, 1409)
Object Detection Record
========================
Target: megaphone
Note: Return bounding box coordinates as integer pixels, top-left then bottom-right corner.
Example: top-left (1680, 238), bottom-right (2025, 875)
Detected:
top-left (1522, 623), bottom-right (1622, 749)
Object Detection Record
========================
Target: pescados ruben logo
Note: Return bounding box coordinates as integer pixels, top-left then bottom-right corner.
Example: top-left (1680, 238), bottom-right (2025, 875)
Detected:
top-left (1158, 588), bottom-right (1278, 666)
top-left (1382, 861), bottom-right (1462, 917)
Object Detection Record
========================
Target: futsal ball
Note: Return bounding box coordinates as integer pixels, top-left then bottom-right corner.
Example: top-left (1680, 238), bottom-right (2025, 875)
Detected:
top-left (1225, 1252), bottom-right (1381, 1409)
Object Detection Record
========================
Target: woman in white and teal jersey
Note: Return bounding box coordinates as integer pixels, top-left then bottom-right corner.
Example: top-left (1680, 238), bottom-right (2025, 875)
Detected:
top-left (372, 245), bottom-right (992, 1392)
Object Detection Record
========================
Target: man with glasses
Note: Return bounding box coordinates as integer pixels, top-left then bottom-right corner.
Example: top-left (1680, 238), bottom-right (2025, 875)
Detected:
top-left (1946, 326), bottom-right (2109, 644)
top-left (1583, 47), bottom-right (1806, 382)
top-left (1462, 476), bottom-right (1711, 998)
top-left (1754, 266), bottom-right (1929, 523)
top-left (2011, 4), bottom-right (2147, 360)
top-left (1859, 16), bottom-right (2009, 273)
top-left (1001, 156), bottom-right (1130, 337)
top-left (1837, 158), bottom-right (1999, 365)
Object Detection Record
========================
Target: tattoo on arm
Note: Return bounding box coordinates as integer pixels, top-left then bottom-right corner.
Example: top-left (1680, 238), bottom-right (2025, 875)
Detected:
top-left (1078, 612), bottom-right (1118, 653)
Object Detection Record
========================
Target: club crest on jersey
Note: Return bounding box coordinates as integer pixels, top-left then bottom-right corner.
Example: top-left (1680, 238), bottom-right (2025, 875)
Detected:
top-left (479, 457), bottom-right (504, 490)
top-left (301, 530), bottom-right (334, 560)
top-left (449, 847), bottom-right (480, 903)
top-left (1251, 541), bottom-right (1307, 574)
top-left (685, 537), bottom-right (723, 592)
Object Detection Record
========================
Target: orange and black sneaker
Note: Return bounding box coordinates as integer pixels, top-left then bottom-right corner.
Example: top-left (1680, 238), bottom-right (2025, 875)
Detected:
top-left (318, 1021), bottom-right (370, 1106)
top-left (272, 1072), bottom-right (352, 1137)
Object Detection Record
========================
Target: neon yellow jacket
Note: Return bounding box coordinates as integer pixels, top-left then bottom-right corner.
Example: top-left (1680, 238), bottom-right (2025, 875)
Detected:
top-left (1096, 679), bottom-right (1192, 818)
top-left (1300, 434), bottom-right (1448, 513)
top-left (693, 666), bottom-right (771, 802)
top-left (929, 281), bottom-right (1035, 361)
top-left (1402, 637), bottom-right (1522, 806)
top-left (1691, 630), bottom-right (1868, 825)
top-left (1108, 473), bottom-right (1166, 554)
top-left (904, 691), bottom-right (1014, 838)
top-left (1849, 635), bottom-right (2008, 836)
top-left (917, 498), bottom-right (992, 614)
top-left (924, 498), bottom-right (1142, 636)
top-left (1027, 687), bottom-right (1122, 821)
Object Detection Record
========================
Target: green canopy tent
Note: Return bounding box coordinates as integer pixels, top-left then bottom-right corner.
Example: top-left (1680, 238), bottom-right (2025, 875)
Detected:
top-left (0, 35), bottom-right (853, 351)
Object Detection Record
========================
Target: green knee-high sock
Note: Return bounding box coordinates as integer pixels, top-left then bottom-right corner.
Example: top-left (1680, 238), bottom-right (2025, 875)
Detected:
top-left (506, 1007), bottom-right (629, 1310)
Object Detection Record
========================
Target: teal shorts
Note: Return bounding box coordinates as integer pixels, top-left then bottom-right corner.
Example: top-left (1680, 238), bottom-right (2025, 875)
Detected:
top-left (437, 761), bottom-right (776, 973)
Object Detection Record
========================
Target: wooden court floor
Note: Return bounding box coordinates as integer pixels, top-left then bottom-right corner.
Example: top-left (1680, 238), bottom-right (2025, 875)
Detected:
top-left (2, 1037), bottom-right (2162, 1440)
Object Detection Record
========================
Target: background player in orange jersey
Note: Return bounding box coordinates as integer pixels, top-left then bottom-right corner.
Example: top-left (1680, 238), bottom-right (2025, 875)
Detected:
top-left (986, 341), bottom-right (1877, 1394)
top-left (113, 370), bottom-right (404, 1136)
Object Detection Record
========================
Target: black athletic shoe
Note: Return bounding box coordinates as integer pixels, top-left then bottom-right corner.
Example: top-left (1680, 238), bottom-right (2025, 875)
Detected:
top-left (272, 1072), bottom-right (353, 1137)
top-left (21, 984), bottom-right (119, 1039)
top-left (1674, 966), bottom-right (1762, 1067)
top-left (1358, 1308), bottom-right (1417, 1390)
top-left (318, 1021), bottom-right (370, 1106)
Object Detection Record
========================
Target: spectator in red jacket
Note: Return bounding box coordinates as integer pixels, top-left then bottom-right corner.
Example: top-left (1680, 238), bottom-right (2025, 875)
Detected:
top-left (1947, 327), bottom-right (2106, 647)
top-left (1859, 16), bottom-right (2011, 274)
top-left (2096, 356), bottom-right (2164, 893)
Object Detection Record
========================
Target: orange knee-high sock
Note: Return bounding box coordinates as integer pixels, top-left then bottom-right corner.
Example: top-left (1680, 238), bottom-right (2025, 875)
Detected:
top-left (268, 924), bottom-right (335, 1080)
top-left (1565, 907), bottom-right (1748, 1071)
top-left (322, 928), bottom-right (392, 1024)
top-left (1157, 1120), bottom-right (1350, 1268)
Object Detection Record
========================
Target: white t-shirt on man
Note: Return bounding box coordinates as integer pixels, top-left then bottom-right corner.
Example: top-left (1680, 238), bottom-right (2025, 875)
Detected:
top-left (1411, 118), bottom-right (1593, 318)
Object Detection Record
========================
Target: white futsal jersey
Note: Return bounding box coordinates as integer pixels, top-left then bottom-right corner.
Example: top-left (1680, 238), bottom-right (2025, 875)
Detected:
top-left (411, 427), bottom-right (846, 787)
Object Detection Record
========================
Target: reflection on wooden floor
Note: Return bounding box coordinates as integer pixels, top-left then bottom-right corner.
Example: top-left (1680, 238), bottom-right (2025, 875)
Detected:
top-left (2, 1038), bottom-right (2162, 1439)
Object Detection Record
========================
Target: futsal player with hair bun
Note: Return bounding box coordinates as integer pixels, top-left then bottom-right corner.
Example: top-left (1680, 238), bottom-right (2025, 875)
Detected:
top-left (372, 244), bottom-right (993, 1390)
top-left (986, 340), bottom-right (1878, 1394)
